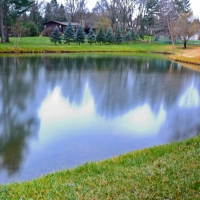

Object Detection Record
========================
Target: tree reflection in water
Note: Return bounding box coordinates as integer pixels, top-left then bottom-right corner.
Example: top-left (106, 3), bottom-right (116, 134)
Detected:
top-left (0, 54), bottom-right (199, 183)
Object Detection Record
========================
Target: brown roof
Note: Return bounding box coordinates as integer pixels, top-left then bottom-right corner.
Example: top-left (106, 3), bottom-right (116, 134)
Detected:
top-left (44, 20), bottom-right (79, 26)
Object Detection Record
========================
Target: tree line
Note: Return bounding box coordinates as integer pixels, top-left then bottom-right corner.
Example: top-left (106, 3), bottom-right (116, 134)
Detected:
top-left (50, 22), bottom-right (137, 45)
top-left (0, 0), bottom-right (199, 49)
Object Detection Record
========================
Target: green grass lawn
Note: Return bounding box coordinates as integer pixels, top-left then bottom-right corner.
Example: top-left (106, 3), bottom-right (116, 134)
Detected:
top-left (1, 37), bottom-right (200, 68)
top-left (0, 135), bottom-right (199, 199)
top-left (0, 36), bottom-right (174, 53)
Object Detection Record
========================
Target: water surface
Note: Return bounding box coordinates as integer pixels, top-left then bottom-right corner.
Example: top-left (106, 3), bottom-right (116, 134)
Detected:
top-left (0, 54), bottom-right (200, 184)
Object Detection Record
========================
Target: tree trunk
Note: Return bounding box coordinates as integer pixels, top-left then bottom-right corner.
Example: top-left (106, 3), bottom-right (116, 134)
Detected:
top-left (3, 1), bottom-right (9, 42)
top-left (171, 39), bottom-right (175, 54)
top-left (184, 40), bottom-right (187, 49)
top-left (0, 0), bottom-right (5, 43)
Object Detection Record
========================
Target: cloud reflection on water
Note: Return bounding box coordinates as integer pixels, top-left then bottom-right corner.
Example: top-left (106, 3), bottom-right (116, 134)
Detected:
top-left (0, 54), bottom-right (200, 184)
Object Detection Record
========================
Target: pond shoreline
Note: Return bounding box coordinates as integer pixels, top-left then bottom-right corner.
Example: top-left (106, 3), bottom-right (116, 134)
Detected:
top-left (1, 49), bottom-right (199, 71)
top-left (0, 135), bottom-right (199, 199)
top-left (0, 50), bottom-right (171, 54)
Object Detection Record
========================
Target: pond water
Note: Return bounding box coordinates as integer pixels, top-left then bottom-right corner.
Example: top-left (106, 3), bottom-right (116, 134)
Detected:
top-left (0, 54), bottom-right (200, 184)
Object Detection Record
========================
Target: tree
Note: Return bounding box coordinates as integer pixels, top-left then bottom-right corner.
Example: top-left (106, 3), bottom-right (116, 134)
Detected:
top-left (118, 0), bottom-right (138, 31)
top-left (26, 22), bottom-right (38, 36)
top-left (105, 27), bottom-right (115, 44)
top-left (115, 27), bottom-right (123, 44)
top-left (176, 12), bottom-right (200, 48)
top-left (63, 22), bottom-right (75, 44)
top-left (158, 0), bottom-right (180, 54)
top-left (50, 26), bottom-right (62, 45)
top-left (65, 0), bottom-right (88, 22)
top-left (1, 0), bottom-right (34, 42)
top-left (143, 0), bottom-right (158, 42)
top-left (29, 0), bottom-right (44, 35)
top-left (87, 28), bottom-right (96, 45)
top-left (0, 0), bottom-right (4, 42)
top-left (93, 0), bottom-right (118, 29)
top-left (175, 0), bottom-right (191, 13)
top-left (50, 0), bottom-right (59, 20)
top-left (44, 2), bottom-right (52, 22)
top-left (57, 4), bottom-right (67, 22)
top-left (74, 24), bottom-right (85, 45)
top-left (125, 31), bottom-right (131, 43)
top-left (96, 26), bottom-right (105, 45)
top-left (95, 16), bottom-right (111, 31)
top-left (130, 28), bottom-right (137, 42)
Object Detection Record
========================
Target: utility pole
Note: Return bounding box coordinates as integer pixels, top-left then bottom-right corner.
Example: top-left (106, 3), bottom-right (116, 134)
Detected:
top-left (0, 0), bottom-right (5, 43)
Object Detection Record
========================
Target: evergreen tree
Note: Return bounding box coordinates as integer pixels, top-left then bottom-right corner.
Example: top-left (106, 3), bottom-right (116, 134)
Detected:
top-left (63, 22), bottom-right (75, 44)
top-left (125, 31), bottom-right (131, 43)
top-left (130, 28), bottom-right (137, 42)
top-left (115, 27), bottom-right (123, 44)
top-left (50, 26), bottom-right (62, 45)
top-left (96, 27), bottom-right (105, 45)
top-left (1, 0), bottom-right (34, 42)
top-left (50, 0), bottom-right (59, 20)
top-left (139, 19), bottom-right (145, 40)
top-left (57, 4), bottom-right (66, 21)
top-left (105, 27), bottom-right (115, 44)
top-left (29, 1), bottom-right (43, 35)
top-left (175, 0), bottom-right (191, 13)
top-left (143, 0), bottom-right (158, 41)
top-left (74, 24), bottom-right (85, 45)
top-left (44, 3), bottom-right (52, 22)
top-left (87, 28), bottom-right (96, 45)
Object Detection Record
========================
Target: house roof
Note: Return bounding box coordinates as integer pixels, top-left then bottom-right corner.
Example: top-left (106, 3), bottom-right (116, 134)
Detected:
top-left (44, 20), bottom-right (79, 26)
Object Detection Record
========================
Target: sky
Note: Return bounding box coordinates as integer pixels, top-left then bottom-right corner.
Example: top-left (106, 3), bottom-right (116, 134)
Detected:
top-left (190, 0), bottom-right (199, 18)
top-left (44, 0), bottom-right (199, 18)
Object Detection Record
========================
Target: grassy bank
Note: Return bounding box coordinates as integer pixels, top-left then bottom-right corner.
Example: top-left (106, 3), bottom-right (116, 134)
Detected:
top-left (1, 37), bottom-right (200, 70)
top-left (0, 36), bottom-right (172, 53)
top-left (0, 135), bottom-right (199, 199)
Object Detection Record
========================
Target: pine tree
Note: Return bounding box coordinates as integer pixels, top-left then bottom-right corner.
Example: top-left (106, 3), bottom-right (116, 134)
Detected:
top-left (105, 27), bottom-right (115, 44)
top-left (115, 27), bottom-right (123, 44)
top-left (50, 0), bottom-right (59, 20)
top-left (63, 22), bottom-right (75, 45)
top-left (125, 32), bottom-right (131, 43)
top-left (57, 4), bottom-right (66, 21)
top-left (175, 0), bottom-right (191, 13)
top-left (44, 3), bottom-right (52, 22)
top-left (87, 28), bottom-right (96, 45)
top-left (96, 27), bottom-right (105, 45)
top-left (130, 29), bottom-right (137, 42)
top-left (74, 24), bottom-right (85, 45)
top-left (50, 26), bottom-right (62, 45)
top-left (143, 0), bottom-right (158, 40)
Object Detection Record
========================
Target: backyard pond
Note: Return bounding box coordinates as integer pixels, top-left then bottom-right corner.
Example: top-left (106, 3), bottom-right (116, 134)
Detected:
top-left (0, 54), bottom-right (200, 184)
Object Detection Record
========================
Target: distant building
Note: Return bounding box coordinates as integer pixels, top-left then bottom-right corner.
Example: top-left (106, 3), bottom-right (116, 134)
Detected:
top-left (42, 21), bottom-right (79, 36)
top-left (190, 33), bottom-right (200, 40)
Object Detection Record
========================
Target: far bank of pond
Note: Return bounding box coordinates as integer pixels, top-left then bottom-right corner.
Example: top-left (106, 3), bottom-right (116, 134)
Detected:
top-left (0, 37), bottom-right (199, 71)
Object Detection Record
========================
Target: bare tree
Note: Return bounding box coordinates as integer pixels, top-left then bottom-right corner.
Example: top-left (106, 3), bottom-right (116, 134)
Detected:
top-left (65, 0), bottom-right (88, 22)
top-left (176, 12), bottom-right (200, 48)
top-left (118, 0), bottom-right (138, 31)
top-left (93, 0), bottom-right (118, 29)
top-left (158, 0), bottom-right (180, 54)
top-left (132, 0), bottom-right (147, 32)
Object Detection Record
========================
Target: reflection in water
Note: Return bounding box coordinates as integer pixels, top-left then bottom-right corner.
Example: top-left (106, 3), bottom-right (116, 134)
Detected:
top-left (0, 54), bottom-right (200, 184)
top-left (0, 56), bottom-right (44, 181)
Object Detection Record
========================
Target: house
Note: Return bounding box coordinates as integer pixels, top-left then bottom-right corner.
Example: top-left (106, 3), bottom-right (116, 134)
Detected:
top-left (42, 21), bottom-right (79, 36)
